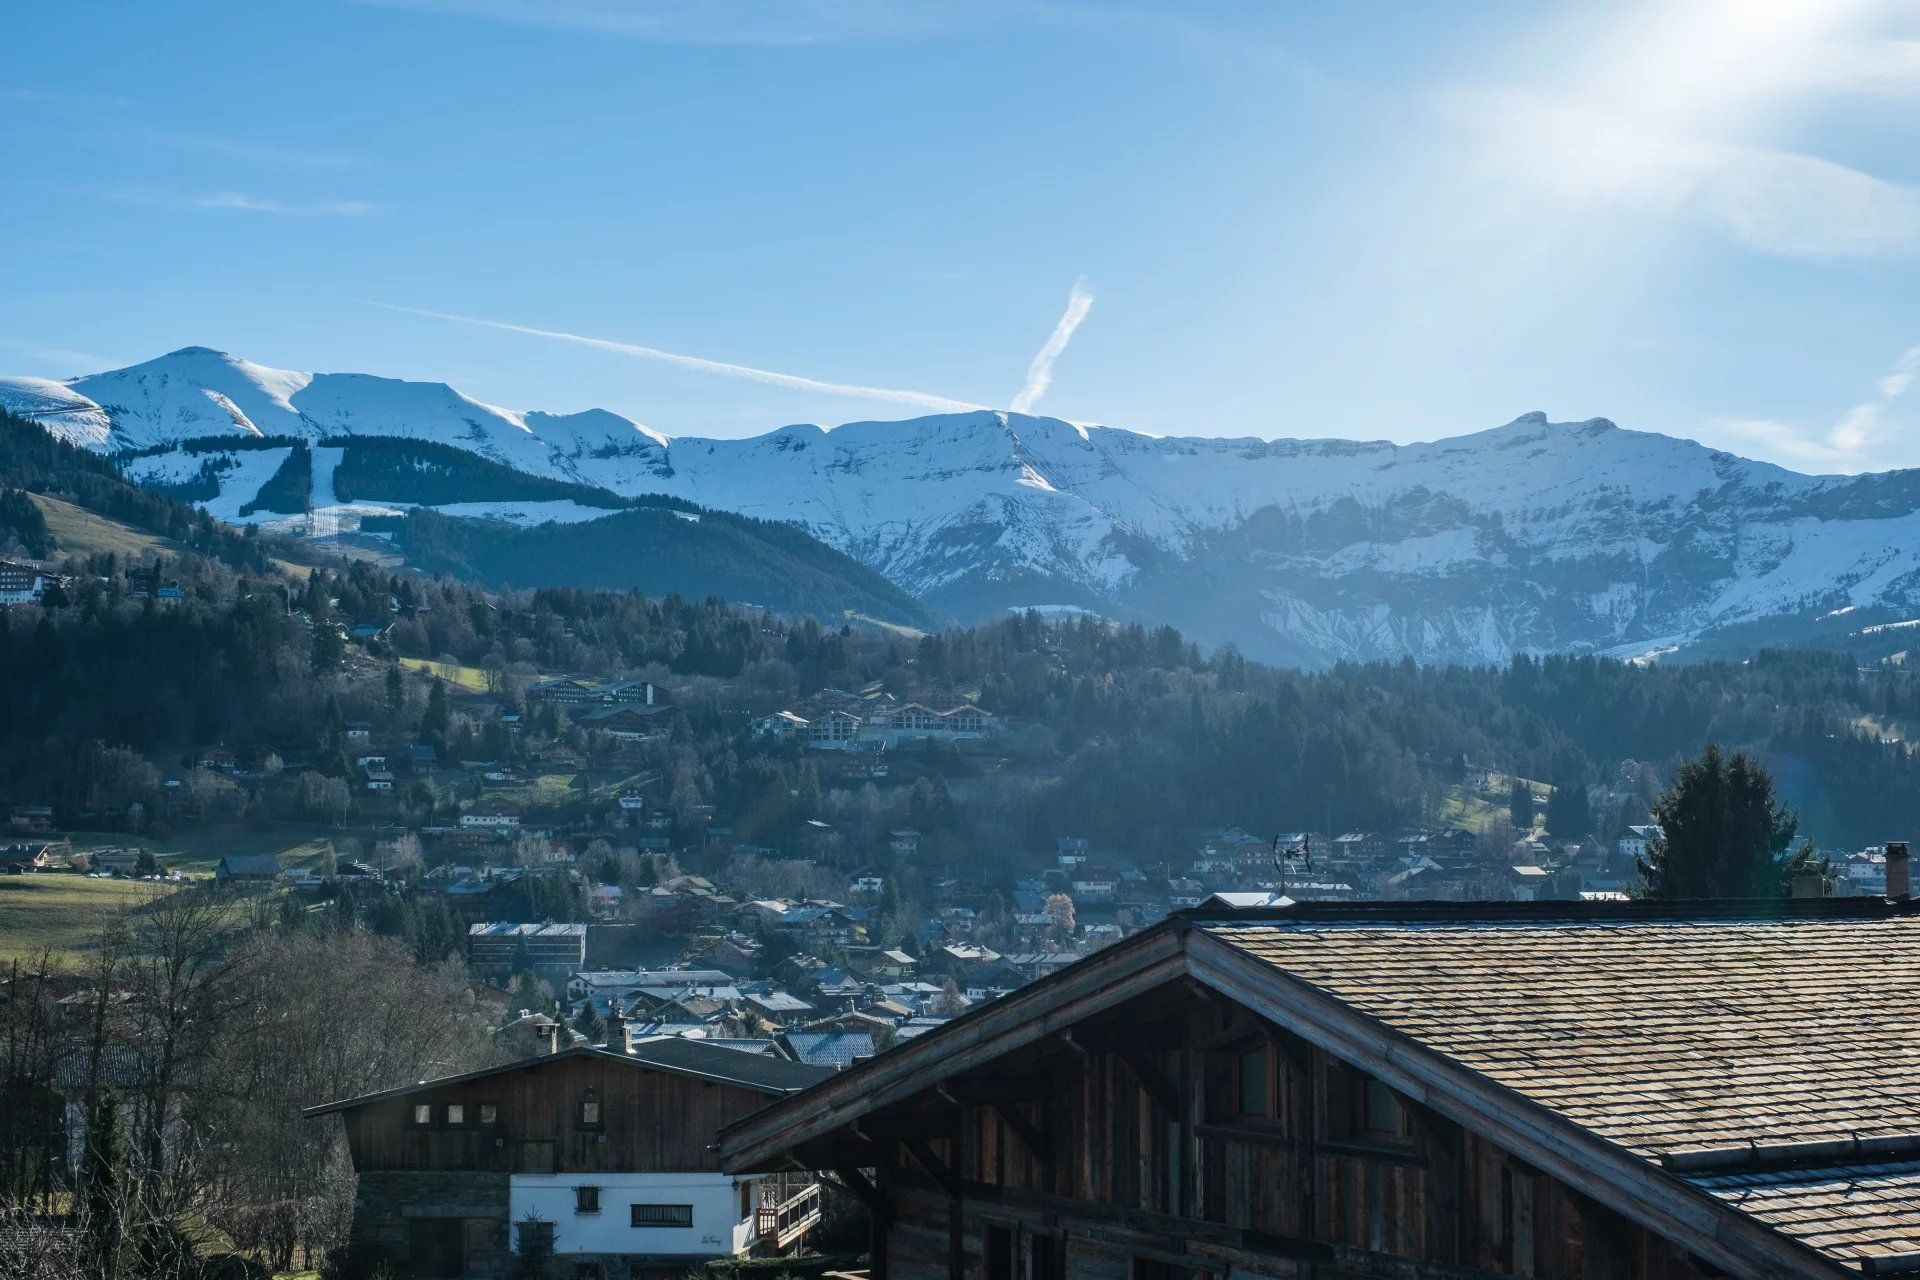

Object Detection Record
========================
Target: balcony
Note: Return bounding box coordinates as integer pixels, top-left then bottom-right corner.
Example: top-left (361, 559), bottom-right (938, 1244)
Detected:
top-left (756, 1179), bottom-right (822, 1250)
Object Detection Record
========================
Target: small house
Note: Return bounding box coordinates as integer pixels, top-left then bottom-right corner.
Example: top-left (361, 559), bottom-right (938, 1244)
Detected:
top-left (304, 1032), bottom-right (829, 1278)
top-left (214, 854), bottom-right (282, 883)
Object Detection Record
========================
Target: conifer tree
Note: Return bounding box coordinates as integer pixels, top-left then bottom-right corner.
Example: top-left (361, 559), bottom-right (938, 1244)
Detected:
top-left (1637, 744), bottom-right (1826, 899)
top-left (1507, 777), bottom-right (1534, 833)
top-left (1545, 779), bottom-right (1591, 839)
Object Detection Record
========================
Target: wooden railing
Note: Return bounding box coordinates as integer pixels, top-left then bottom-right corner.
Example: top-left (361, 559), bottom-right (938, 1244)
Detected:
top-left (756, 1179), bottom-right (822, 1248)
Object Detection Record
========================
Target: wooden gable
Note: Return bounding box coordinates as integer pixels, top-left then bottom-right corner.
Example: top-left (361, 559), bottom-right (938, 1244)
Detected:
top-left (338, 1052), bottom-right (779, 1176)
top-left (719, 901), bottom-right (1920, 1280)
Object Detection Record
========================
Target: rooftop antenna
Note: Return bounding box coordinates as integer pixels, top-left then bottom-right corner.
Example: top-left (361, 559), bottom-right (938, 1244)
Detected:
top-left (1272, 833), bottom-right (1309, 898)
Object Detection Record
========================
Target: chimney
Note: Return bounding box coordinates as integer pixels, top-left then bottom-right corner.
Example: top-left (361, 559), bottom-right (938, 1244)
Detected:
top-left (1888, 841), bottom-right (1911, 902)
top-left (1790, 873), bottom-right (1825, 900)
top-left (536, 1019), bottom-right (560, 1056)
top-left (606, 1008), bottom-right (629, 1054)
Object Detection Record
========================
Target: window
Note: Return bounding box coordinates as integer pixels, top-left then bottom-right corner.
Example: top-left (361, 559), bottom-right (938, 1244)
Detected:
top-left (739, 1181), bottom-right (754, 1219)
top-left (517, 1220), bottom-right (555, 1254)
top-left (446, 1103), bottom-right (466, 1126)
top-left (1328, 1067), bottom-right (1411, 1151)
top-left (1359, 1077), bottom-right (1401, 1137)
top-left (575, 1186), bottom-right (601, 1214)
top-left (1236, 1044), bottom-right (1270, 1119)
top-left (986, 1225), bottom-right (1014, 1280)
top-left (578, 1099), bottom-right (602, 1129)
top-left (411, 1103), bottom-right (432, 1127)
top-left (630, 1204), bottom-right (693, 1229)
top-left (478, 1103), bottom-right (499, 1126)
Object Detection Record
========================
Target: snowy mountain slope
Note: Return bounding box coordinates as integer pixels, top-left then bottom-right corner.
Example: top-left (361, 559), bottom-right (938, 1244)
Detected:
top-left (14, 346), bottom-right (1920, 665)
top-left (0, 376), bottom-right (116, 448)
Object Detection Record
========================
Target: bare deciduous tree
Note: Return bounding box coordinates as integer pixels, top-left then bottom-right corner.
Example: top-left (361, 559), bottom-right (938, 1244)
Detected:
top-left (190, 930), bottom-right (495, 1269)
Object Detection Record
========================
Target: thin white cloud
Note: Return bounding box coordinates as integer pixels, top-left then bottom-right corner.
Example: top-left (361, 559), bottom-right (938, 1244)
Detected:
top-left (1444, 89), bottom-right (1920, 261)
top-left (1011, 279), bottom-right (1094, 414)
top-left (1429, 1), bottom-right (1920, 263)
top-left (118, 189), bottom-right (376, 216)
top-left (1716, 343), bottom-right (1920, 470)
top-left (1777, 38), bottom-right (1920, 98)
top-left (140, 131), bottom-right (355, 171)
top-left (377, 304), bottom-right (990, 414)
top-left (192, 192), bottom-right (375, 216)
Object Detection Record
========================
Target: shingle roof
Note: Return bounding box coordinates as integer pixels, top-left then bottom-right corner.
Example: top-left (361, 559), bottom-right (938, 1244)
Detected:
top-left (780, 1030), bottom-right (875, 1069)
top-left (1203, 909), bottom-right (1920, 1160)
top-left (304, 1038), bottom-right (828, 1117)
top-left (1684, 1159), bottom-right (1920, 1267)
top-left (624, 1035), bottom-right (830, 1091)
top-left (719, 899), bottom-right (1920, 1275)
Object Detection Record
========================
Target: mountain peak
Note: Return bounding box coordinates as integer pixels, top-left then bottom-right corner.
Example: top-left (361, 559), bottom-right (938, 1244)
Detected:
top-left (163, 345), bottom-right (230, 359)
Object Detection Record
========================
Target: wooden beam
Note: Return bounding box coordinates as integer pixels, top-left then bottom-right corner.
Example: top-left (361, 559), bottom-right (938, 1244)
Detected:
top-left (948, 1177), bottom-right (1538, 1280)
top-left (938, 1073), bottom-right (1057, 1105)
top-left (1116, 1048), bottom-right (1181, 1117)
top-left (903, 1137), bottom-right (962, 1202)
top-left (719, 932), bottom-right (1186, 1169)
top-left (991, 1100), bottom-right (1054, 1168)
top-left (1065, 1019), bottom-right (1186, 1053)
top-left (830, 1165), bottom-right (891, 1223)
top-left (796, 1137), bottom-right (883, 1167)
top-left (883, 1109), bottom-right (962, 1141)
top-left (1405, 1096), bottom-right (1464, 1158)
top-left (1259, 1019), bottom-right (1313, 1076)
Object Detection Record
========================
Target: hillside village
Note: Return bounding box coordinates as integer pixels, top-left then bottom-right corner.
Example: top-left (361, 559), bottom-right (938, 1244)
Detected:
top-left (8, 412), bottom-right (1920, 1278)
top-left (19, 0), bottom-right (1920, 1272)
top-left (9, 631), bottom-right (1909, 1084)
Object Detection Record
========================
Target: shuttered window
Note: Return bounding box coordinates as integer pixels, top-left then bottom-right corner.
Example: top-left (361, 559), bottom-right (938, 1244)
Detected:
top-left (630, 1204), bottom-right (693, 1229)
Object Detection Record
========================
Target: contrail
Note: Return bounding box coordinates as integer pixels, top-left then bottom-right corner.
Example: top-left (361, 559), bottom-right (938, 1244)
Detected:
top-left (1011, 278), bottom-right (1094, 414)
top-left (375, 303), bottom-right (990, 413)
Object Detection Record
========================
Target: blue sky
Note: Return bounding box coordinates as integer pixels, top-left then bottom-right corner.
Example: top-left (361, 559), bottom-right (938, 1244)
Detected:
top-left (6, 1), bottom-right (1920, 471)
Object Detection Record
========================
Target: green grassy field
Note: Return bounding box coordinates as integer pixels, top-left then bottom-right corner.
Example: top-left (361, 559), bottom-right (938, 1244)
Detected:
top-left (28, 491), bottom-right (178, 559)
top-left (1439, 787), bottom-right (1504, 834)
top-left (399, 655), bottom-right (496, 692)
top-left (1441, 772), bottom-right (1551, 836)
top-left (67, 825), bottom-right (342, 876)
top-left (0, 875), bottom-right (175, 964)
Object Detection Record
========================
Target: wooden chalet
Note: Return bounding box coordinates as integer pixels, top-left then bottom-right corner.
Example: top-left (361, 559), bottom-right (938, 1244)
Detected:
top-left (719, 896), bottom-right (1920, 1280)
top-left (0, 841), bottom-right (58, 872)
top-left (306, 1028), bottom-right (831, 1279)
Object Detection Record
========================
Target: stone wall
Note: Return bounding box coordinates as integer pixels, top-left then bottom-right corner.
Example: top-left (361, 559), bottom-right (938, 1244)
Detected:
top-left (348, 1170), bottom-right (511, 1278)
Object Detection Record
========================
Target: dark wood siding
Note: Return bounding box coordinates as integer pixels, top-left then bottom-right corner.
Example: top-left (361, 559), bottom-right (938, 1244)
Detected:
top-left (341, 1055), bottom-right (775, 1175)
top-left (868, 998), bottom-right (1721, 1280)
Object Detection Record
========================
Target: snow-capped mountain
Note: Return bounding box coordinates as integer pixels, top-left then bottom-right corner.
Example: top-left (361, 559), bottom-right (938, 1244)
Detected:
top-left (11, 346), bottom-right (1920, 666)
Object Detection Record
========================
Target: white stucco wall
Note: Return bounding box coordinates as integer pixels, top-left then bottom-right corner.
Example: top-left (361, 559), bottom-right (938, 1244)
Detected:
top-left (509, 1172), bottom-right (757, 1257)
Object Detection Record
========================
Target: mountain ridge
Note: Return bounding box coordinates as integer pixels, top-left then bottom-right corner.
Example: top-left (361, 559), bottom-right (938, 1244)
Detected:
top-left (8, 346), bottom-right (1920, 666)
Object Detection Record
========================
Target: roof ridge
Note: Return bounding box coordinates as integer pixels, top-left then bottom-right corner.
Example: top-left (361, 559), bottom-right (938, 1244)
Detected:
top-left (1185, 897), bottom-right (1920, 925)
